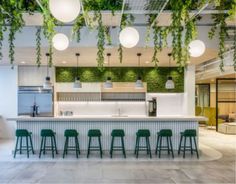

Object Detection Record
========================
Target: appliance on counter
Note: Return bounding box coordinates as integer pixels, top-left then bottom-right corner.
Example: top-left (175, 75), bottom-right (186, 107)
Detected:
top-left (18, 86), bottom-right (53, 117)
top-left (148, 98), bottom-right (157, 117)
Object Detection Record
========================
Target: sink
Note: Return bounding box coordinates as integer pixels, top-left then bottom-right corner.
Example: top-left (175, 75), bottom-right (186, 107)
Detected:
top-left (111, 114), bottom-right (128, 117)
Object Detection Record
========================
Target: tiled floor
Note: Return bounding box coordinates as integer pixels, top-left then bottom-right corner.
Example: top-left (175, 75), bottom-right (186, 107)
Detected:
top-left (0, 127), bottom-right (235, 184)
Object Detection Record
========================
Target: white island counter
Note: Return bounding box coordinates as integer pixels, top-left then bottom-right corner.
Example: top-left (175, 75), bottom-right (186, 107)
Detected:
top-left (8, 116), bottom-right (207, 151)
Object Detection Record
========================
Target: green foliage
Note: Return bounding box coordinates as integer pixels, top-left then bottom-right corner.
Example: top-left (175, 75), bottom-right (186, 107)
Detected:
top-left (234, 29), bottom-right (236, 71)
top-left (151, 24), bottom-right (162, 67)
top-left (82, 0), bottom-right (123, 13)
top-left (208, 0), bottom-right (230, 72)
top-left (0, 10), bottom-right (5, 61)
top-left (56, 67), bottom-right (184, 93)
top-left (72, 15), bottom-right (85, 43)
top-left (96, 12), bottom-right (105, 71)
top-left (35, 27), bottom-right (41, 67)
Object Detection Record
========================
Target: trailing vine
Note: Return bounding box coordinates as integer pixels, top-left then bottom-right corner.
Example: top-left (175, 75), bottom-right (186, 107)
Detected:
top-left (118, 14), bottom-right (135, 63)
top-left (105, 26), bottom-right (112, 45)
top-left (36, 27), bottom-right (41, 67)
top-left (151, 23), bottom-right (162, 67)
top-left (208, 0), bottom-right (229, 71)
top-left (72, 15), bottom-right (85, 43)
top-left (0, 10), bottom-right (4, 61)
top-left (233, 28), bottom-right (236, 71)
top-left (96, 12), bottom-right (105, 71)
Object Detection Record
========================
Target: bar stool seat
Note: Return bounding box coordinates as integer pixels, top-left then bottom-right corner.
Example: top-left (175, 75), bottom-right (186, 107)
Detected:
top-left (63, 129), bottom-right (80, 158)
top-left (178, 129), bottom-right (199, 158)
top-left (39, 129), bottom-right (58, 158)
top-left (14, 129), bottom-right (34, 158)
top-left (134, 129), bottom-right (152, 158)
top-left (110, 129), bottom-right (126, 158)
top-left (155, 129), bottom-right (174, 158)
top-left (87, 129), bottom-right (103, 158)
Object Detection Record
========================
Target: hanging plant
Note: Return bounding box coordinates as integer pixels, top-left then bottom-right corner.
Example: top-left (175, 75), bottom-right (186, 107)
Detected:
top-left (118, 14), bottom-right (135, 63)
top-left (104, 26), bottom-right (112, 45)
top-left (145, 14), bottom-right (156, 48)
top-left (35, 27), bottom-right (41, 67)
top-left (96, 12), bottom-right (105, 71)
top-left (151, 23), bottom-right (162, 67)
top-left (0, 11), bottom-right (5, 61)
top-left (208, 0), bottom-right (229, 72)
top-left (228, 0), bottom-right (236, 19)
top-left (72, 15), bottom-right (85, 43)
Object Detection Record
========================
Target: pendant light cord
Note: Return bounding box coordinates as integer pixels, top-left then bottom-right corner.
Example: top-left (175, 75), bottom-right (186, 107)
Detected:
top-left (107, 53), bottom-right (111, 77)
top-left (75, 53), bottom-right (80, 78)
top-left (46, 53), bottom-right (49, 77)
top-left (168, 53), bottom-right (172, 77)
top-left (137, 53), bottom-right (142, 78)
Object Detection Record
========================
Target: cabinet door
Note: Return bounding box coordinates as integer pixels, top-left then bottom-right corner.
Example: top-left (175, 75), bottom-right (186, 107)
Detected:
top-left (35, 93), bottom-right (53, 115)
top-left (18, 93), bottom-right (35, 115)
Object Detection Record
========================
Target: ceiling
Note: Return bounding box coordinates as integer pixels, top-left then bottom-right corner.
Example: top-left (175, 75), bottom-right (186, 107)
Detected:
top-left (197, 73), bottom-right (236, 84)
top-left (0, 47), bottom-right (218, 67)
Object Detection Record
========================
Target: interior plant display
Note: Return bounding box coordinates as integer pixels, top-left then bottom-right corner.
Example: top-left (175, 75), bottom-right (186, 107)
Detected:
top-left (72, 15), bottom-right (85, 43)
top-left (36, 27), bottom-right (42, 67)
top-left (208, 1), bottom-right (230, 72)
top-left (151, 23), bottom-right (162, 67)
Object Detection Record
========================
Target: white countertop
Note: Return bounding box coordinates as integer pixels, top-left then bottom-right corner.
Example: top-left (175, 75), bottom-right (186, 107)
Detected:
top-left (7, 115), bottom-right (207, 122)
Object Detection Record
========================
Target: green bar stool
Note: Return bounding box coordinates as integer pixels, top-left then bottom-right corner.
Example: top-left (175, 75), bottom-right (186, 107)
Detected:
top-left (155, 129), bottom-right (174, 158)
top-left (178, 129), bottom-right (199, 159)
top-left (14, 129), bottom-right (34, 158)
top-left (110, 129), bottom-right (126, 158)
top-left (134, 129), bottom-right (152, 158)
top-left (87, 129), bottom-right (103, 158)
top-left (39, 129), bottom-right (58, 158)
top-left (63, 129), bottom-right (80, 158)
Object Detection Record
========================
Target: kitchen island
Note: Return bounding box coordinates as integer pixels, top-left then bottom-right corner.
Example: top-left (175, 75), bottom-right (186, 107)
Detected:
top-left (8, 116), bottom-right (207, 151)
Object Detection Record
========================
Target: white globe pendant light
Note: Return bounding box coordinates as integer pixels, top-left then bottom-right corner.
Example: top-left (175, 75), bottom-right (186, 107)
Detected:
top-left (119, 27), bottom-right (139, 48)
top-left (189, 40), bottom-right (206, 57)
top-left (49, 0), bottom-right (81, 23)
top-left (52, 33), bottom-right (69, 51)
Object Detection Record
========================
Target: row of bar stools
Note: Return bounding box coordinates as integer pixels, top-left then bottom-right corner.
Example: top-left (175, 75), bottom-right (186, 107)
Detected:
top-left (178, 129), bottom-right (199, 158)
top-left (63, 129), bottom-right (80, 158)
top-left (14, 129), bottom-right (34, 158)
top-left (39, 129), bottom-right (58, 158)
top-left (110, 129), bottom-right (126, 158)
top-left (155, 129), bottom-right (174, 158)
top-left (134, 129), bottom-right (152, 158)
top-left (87, 129), bottom-right (103, 158)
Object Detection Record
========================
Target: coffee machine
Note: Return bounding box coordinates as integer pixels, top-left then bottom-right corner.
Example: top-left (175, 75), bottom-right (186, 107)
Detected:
top-left (148, 98), bottom-right (157, 116)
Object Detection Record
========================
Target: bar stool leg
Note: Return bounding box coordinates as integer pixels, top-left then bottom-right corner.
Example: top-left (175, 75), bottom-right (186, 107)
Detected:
top-left (63, 137), bottom-right (68, 158)
top-left (74, 137), bottom-right (78, 158)
top-left (76, 136), bottom-right (80, 155)
top-left (53, 136), bottom-right (58, 154)
top-left (87, 137), bottom-right (91, 158)
top-left (134, 136), bottom-right (138, 154)
top-left (98, 137), bottom-right (103, 158)
top-left (155, 135), bottom-right (160, 155)
top-left (20, 137), bottom-right (22, 154)
top-left (14, 137), bottom-right (19, 158)
top-left (169, 137), bottom-right (174, 158)
top-left (43, 137), bottom-right (46, 155)
top-left (51, 137), bottom-right (54, 158)
top-left (136, 137), bottom-right (140, 158)
top-left (29, 135), bottom-right (34, 154)
top-left (183, 137), bottom-right (187, 158)
top-left (145, 137), bottom-right (149, 155)
top-left (193, 137), bottom-right (199, 159)
top-left (121, 137), bottom-right (126, 158)
top-left (39, 137), bottom-right (43, 158)
top-left (159, 136), bottom-right (162, 158)
top-left (110, 137), bottom-right (114, 158)
top-left (147, 137), bottom-right (152, 158)
top-left (26, 136), bottom-right (29, 158)
top-left (167, 137), bottom-right (170, 154)
top-left (190, 137), bottom-right (193, 155)
top-left (178, 135), bottom-right (183, 155)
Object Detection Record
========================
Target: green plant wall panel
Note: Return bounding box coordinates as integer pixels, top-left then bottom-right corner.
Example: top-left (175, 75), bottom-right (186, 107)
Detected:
top-left (56, 67), bottom-right (184, 93)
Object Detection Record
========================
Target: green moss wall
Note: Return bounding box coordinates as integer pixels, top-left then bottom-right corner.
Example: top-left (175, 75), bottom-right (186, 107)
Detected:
top-left (56, 67), bottom-right (184, 93)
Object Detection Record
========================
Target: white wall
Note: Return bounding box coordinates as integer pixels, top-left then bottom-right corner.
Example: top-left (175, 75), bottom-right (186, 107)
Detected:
top-left (183, 65), bottom-right (196, 116)
top-left (0, 66), bottom-right (18, 139)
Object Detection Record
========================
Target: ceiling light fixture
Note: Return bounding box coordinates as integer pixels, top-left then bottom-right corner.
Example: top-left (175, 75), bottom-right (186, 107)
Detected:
top-left (189, 40), bottom-right (206, 57)
top-left (49, 0), bottom-right (81, 23)
top-left (165, 53), bottom-right (175, 89)
top-left (104, 53), bottom-right (113, 89)
top-left (119, 27), bottom-right (139, 48)
top-left (43, 53), bottom-right (52, 89)
top-left (135, 53), bottom-right (144, 88)
top-left (52, 33), bottom-right (69, 51)
top-left (74, 53), bottom-right (82, 88)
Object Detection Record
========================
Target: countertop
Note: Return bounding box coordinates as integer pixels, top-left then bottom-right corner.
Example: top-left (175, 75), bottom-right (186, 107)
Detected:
top-left (7, 115), bottom-right (207, 122)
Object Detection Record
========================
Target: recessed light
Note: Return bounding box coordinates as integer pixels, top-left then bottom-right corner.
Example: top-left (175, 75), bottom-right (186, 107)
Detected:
top-left (21, 61), bottom-right (26, 64)
top-left (145, 61), bottom-right (150, 64)
top-left (211, 79), bottom-right (214, 82)
top-left (62, 61), bottom-right (67, 64)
